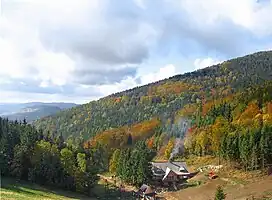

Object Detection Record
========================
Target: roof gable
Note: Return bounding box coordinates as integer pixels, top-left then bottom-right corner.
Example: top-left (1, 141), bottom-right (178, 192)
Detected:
top-left (151, 161), bottom-right (189, 174)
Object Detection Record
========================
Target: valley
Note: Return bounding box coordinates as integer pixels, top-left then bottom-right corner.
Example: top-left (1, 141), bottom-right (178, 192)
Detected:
top-left (1, 159), bottom-right (271, 200)
top-left (1, 51), bottom-right (272, 199)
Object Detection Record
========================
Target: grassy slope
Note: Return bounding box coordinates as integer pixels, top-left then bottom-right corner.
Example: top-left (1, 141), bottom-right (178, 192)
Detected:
top-left (0, 178), bottom-right (136, 200)
top-left (0, 178), bottom-right (94, 200)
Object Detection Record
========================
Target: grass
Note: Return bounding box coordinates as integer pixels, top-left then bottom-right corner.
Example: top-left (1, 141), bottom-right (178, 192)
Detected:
top-left (0, 178), bottom-right (94, 200)
top-left (186, 180), bottom-right (203, 187)
top-left (91, 177), bottom-right (137, 199)
top-left (185, 155), bottom-right (218, 170)
top-left (0, 177), bottom-right (136, 200)
top-left (259, 191), bottom-right (272, 200)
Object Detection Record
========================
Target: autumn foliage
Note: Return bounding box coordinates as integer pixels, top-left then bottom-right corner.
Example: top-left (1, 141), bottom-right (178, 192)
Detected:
top-left (84, 118), bottom-right (160, 149)
top-left (183, 83), bottom-right (272, 170)
top-left (147, 136), bottom-right (155, 149)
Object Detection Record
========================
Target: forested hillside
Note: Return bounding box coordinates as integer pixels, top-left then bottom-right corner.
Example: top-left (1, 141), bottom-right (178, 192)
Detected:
top-left (33, 51), bottom-right (272, 173)
top-left (34, 51), bottom-right (272, 140)
top-left (0, 117), bottom-right (153, 196)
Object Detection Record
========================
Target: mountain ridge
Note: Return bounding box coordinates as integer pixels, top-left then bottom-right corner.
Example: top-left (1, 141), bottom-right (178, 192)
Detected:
top-left (34, 50), bottom-right (272, 141)
top-left (107, 50), bottom-right (271, 96)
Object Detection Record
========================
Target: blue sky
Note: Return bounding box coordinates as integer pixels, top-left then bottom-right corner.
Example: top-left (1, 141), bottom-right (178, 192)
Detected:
top-left (0, 0), bottom-right (272, 103)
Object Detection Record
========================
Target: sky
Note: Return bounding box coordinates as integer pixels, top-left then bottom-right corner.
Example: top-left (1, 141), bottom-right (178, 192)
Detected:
top-left (0, 0), bottom-right (272, 104)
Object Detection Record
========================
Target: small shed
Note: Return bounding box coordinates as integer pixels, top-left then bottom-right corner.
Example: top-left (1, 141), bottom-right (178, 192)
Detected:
top-left (136, 184), bottom-right (156, 199)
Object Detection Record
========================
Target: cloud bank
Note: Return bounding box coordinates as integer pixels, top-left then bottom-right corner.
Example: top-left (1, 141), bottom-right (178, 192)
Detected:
top-left (0, 0), bottom-right (272, 103)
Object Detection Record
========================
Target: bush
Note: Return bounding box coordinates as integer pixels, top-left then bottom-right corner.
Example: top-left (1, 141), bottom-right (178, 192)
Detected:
top-left (214, 185), bottom-right (226, 200)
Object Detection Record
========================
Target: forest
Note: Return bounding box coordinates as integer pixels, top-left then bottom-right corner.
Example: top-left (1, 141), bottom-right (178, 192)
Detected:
top-left (0, 118), bottom-right (100, 195)
top-left (183, 82), bottom-right (272, 170)
top-left (0, 117), bottom-right (155, 196)
top-left (1, 51), bottom-right (272, 195)
top-left (33, 51), bottom-right (272, 171)
top-left (34, 51), bottom-right (272, 141)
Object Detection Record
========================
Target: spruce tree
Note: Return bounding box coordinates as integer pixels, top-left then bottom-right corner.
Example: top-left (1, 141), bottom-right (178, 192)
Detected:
top-left (214, 186), bottom-right (226, 200)
top-left (127, 134), bottom-right (133, 145)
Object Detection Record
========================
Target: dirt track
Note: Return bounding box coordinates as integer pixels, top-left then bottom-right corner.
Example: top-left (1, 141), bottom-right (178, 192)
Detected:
top-left (98, 172), bottom-right (272, 200)
top-left (164, 176), bottom-right (272, 200)
top-left (226, 176), bottom-right (272, 200)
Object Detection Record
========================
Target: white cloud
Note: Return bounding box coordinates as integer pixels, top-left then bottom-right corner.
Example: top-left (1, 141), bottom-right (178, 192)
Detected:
top-left (0, 63), bottom-right (178, 103)
top-left (0, 34), bottom-right (75, 86)
top-left (99, 77), bottom-right (138, 96)
top-left (1, 0), bottom-right (272, 103)
top-left (0, 0), bottom-right (158, 103)
top-left (33, 51), bottom-right (75, 86)
top-left (178, 0), bottom-right (272, 36)
top-left (194, 58), bottom-right (222, 70)
top-left (140, 64), bottom-right (176, 84)
top-left (0, 0), bottom-right (94, 86)
top-left (133, 0), bottom-right (146, 9)
top-left (99, 64), bottom-right (178, 96)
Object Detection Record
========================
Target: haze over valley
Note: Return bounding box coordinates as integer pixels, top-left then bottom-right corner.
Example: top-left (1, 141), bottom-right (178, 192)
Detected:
top-left (0, 102), bottom-right (77, 122)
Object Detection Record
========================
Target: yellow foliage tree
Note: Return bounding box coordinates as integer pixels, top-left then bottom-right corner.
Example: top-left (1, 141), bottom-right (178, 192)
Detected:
top-left (164, 138), bottom-right (175, 159)
top-left (109, 149), bottom-right (120, 174)
top-left (195, 129), bottom-right (210, 156)
top-left (211, 117), bottom-right (229, 154)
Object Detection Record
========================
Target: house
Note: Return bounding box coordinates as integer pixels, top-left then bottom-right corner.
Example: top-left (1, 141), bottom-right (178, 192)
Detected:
top-left (151, 161), bottom-right (191, 186)
top-left (133, 184), bottom-right (156, 200)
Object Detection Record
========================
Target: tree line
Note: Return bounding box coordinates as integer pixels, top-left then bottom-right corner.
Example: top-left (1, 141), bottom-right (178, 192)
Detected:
top-left (0, 118), bottom-right (101, 196)
top-left (0, 116), bottom-right (156, 195)
top-left (109, 141), bottom-right (155, 186)
top-left (220, 125), bottom-right (272, 171)
top-left (184, 83), bottom-right (272, 171)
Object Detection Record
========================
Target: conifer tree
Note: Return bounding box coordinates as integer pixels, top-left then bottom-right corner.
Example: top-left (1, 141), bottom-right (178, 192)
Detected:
top-left (214, 186), bottom-right (226, 200)
top-left (127, 134), bottom-right (133, 145)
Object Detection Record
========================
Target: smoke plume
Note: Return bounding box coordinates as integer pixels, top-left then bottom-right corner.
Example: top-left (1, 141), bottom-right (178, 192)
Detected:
top-left (168, 117), bottom-right (191, 160)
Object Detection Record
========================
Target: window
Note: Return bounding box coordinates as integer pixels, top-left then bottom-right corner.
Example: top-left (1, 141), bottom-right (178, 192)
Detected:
top-left (167, 175), bottom-right (176, 180)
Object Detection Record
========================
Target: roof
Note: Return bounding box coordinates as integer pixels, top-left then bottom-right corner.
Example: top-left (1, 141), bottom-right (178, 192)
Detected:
top-left (139, 184), bottom-right (155, 195)
top-left (151, 161), bottom-right (190, 176)
top-left (140, 184), bottom-right (149, 192)
top-left (162, 167), bottom-right (173, 181)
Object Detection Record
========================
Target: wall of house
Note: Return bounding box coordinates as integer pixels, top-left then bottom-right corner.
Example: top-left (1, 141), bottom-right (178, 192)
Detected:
top-left (164, 171), bottom-right (178, 182)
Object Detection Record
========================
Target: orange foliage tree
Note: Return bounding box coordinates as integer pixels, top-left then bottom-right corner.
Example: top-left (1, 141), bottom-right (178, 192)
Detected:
top-left (236, 102), bottom-right (261, 128)
top-left (147, 136), bottom-right (155, 149)
top-left (84, 118), bottom-right (161, 150)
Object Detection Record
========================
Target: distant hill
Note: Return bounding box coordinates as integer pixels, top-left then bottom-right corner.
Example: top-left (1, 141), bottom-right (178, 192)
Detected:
top-left (34, 51), bottom-right (272, 141)
top-left (0, 102), bottom-right (77, 122)
top-left (22, 102), bottom-right (78, 110)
